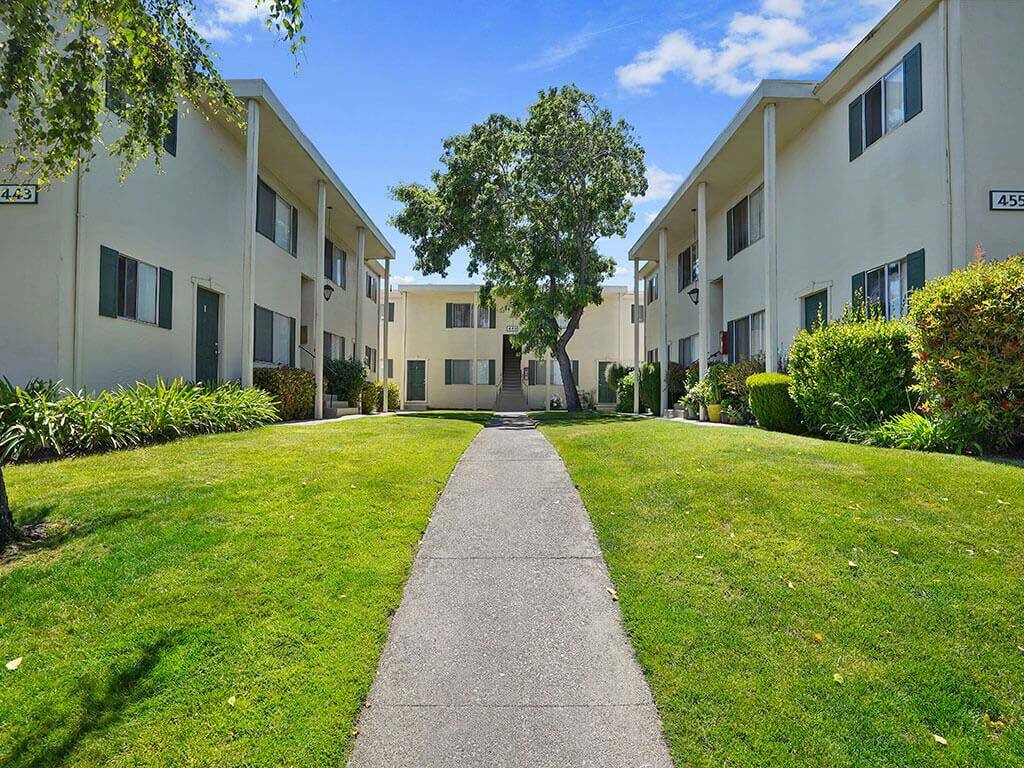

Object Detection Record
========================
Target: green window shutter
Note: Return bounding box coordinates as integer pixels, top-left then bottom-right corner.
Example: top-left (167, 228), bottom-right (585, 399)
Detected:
top-left (157, 268), bottom-right (173, 329)
top-left (288, 317), bottom-right (296, 366)
top-left (290, 206), bottom-right (298, 256)
top-left (726, 207), bottom-right (734, 259)
top-left (488, 359), bottom-right (495, 385)
top-left (851, 271), bottom-right (866, 311)
top-left (445, 303), bottom-right (453, 328)
top-left (444, 359), bottom-right (453, 385)
top-left (99, 246), bottom-right (119, 317)
top-left (849, 96), bottom-right (864, 161)
top-left (906, 249), bottom-right (926, 292)
top-left (903, 43), bottom-right (923, 121)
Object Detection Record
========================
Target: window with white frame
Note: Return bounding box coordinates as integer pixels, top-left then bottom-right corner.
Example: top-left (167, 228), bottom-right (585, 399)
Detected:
top-left (646, 274), bottom-right (658, 304)
top-left (476, 359), bottom-right (496, 385)
top-left (850, 44), bottom-right (922, 160)
top-left (477, 305), bottom-right (496, 328)
top-left (726, 185), bottom-right (764, 259)
top-left (365, 345), bottom-right (377, 372)
top-left (445, 302), bottom-right (473, 328)
top-left (323, 331), bottom-right (345, 361)
top-left (646, 348), bottom-right (658, 363)
top-left (527, 359), bottom-right (546, 385)
top-left (631, 304), bottom-right (645, 323)
top-left (549, 360), bottom-right (579, 386)
top-left (445, 358), bottom-right (472, 384)
top-left (678, 335), bottom-right (698, 368)
top-left (324, 239), bottom-right (347, 288)
top-left (256, 178), bottom-right (297, 255)
top-left (117, 254), bottom-right (159, 324)
top-left (728, 310), bottom-right (765, 363)
top-left (677, 243), bottom-right (698, 291)
top-left (254, 305), bottom-right (294, 366)
top-left (365, 273), bottom-right (378, 303)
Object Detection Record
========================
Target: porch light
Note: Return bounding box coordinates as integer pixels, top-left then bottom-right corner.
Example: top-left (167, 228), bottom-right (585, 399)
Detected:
top-left (323, 283), bottom-right (335, 302)
top-left (686, 286), bottom-right (699, 305)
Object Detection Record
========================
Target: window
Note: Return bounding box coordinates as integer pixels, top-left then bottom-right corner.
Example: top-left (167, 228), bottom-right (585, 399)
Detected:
top-left (527, 360), bottom-right (546, 386)
top-left (849, 43), bottom-right (922, 160)
top-left (677, 243), bottom-right (698, 291)
top-left (323, 332), bottom-right (345, 361)
top-left (476, 359), bottom-right (496, 385)
top-left (803, 291), bottom-right (828, 332)
top-left (646, 274), bottom-right (658, 304)
top-left (646, 348), bottom-right (658, 363)
top-left (99, 247), bottom-right (172, 328)
top-left (445, 302), bottom-right (473, 328)
top-left (549, 360), bottom-right (579, 386)
top-left (388, 301), bottom-right (395, 322)
top-left (365, 273), bottom-right (378, 303)
top-left (631, 304), bottom-right (645, 323)
top-left (364, 346), bottom-right (377, 372)
top-left (387, 358), bottom-right (394, 379)
top-left (678, 335), bottom-right (697, 368)
top-left (728, 310), bottom-right (765, 362)
top-left (445, 359), bottom-right (472, 384)
top-left (853, 250), bottom-right (925, 321)
top-left (256, 178), bottom-right (297, 255)
top-left (324, 239), bottom-right (347, 287)
top-left (477, 306), bottom-right (497, 328)
top-left (254, 305), bottom-right (295, 366)
top-left (163, 109), bottom-right (178, 156)
top-left (726, 186), bottom-right (765, 259)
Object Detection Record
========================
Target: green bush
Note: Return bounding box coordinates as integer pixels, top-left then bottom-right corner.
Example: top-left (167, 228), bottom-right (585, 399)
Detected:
top-left (616, 371), bottom-right (636, 413)
top-left (907, 254), bottom-right (1024, 450)
top-left (324, 357), bottom-right (367, 405)
top-left (746, 373), bottom-right (803, 433)
top-left (719, 359), bottom-right (765, 420)
top-left (864, 411), bottom-right (982, 454)
top-left (0, 378), bottom-right (278, 463)
top-left (361, 380), bottom-right (400, 414)
top-left (607, 363), bottom-right (631, 394)
top-left (788, 310), bottom-right (914, 438)
top-left (667, 361), bottom-right (686, 405)
top-left (253, 366), bottom-right (315, 421)
top-left (614, 363), bottom-right (661, 414)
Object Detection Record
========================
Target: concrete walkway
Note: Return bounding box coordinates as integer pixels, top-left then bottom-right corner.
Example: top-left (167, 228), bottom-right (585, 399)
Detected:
top-left (347, 413), bottom-right (672, 768)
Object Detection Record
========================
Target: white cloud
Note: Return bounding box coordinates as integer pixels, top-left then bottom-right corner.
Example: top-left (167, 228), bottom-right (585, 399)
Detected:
top-left (632, 164), bottom-right (683, 205)
top-left (616, 1), bottom-right (894, 97)
top-left (195, 0), bottom-right (266, 41)
top-left (614, 265), bottom-right (630, 277)
top-left (390, 275), bottom-right (417, 285)
top-left (520, 19), bottom-right (642, 71)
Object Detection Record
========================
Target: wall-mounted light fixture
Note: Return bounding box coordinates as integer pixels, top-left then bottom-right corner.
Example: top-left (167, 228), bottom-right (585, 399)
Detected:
top-left (687, 286), bottom-right (699, 305)
top-left (323, 283), bottom-right (335, 302)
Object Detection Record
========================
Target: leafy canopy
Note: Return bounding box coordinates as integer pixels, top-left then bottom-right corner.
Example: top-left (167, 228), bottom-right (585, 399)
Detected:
top-left (0, 0), bottom-right (305, 185)
top-left (391, 85), bottom-right (646, 407)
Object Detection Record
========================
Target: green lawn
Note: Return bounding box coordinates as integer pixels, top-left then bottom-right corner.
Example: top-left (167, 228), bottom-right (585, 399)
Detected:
top-left (0, 413), bottom-right (486, 768)
top-left (535, 413), bottom-right (1024, 768)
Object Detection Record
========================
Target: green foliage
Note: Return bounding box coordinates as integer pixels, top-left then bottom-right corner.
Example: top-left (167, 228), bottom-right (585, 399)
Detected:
top-left (788, 310), bottom-right (914, 438)
top-left (615, 371), bottom-right (636, 413)
top-left (746, 373), bottom-right (803, 434)
top-left (253, 366), bottom-right (315, 422)
top-left (704, 363), bottom-right (726, 405)
top-left (666, 361), bottom-right (687, 405)
top-left (864, 411), bottom-right (982, 454)
top-left (907, 254), bottom-right (1024, 450)
top-left (324, 357), bottom-right (367, 405)
top-left (680, 378), bottom-right (711, 413)
top-left (718, 359), bottom-right (765, 420)
top-left (390, 85), bottom-right (647, 410)
top-left (607, 363), bottom-right (631, 394)
top-left (638, 362), bottom-right (661, 416)
top-left (0, 1), bottom-right (305, 185)
top-left (361, 380), bottom-right (400, 414)
top-left (0, 377), bottom-right (277, 463)
top-left (578, 389), bottom-right (597, 411)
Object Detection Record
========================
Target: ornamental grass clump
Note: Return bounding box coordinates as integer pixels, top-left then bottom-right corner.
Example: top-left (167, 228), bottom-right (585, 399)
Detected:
top-left (907, 253), bottom-right (1024, 451)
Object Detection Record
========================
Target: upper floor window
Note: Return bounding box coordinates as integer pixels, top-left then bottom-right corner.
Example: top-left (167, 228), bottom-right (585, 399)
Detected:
top-left (631, 304), bottom-right (645, 324)
top-left (477, 306), bottom-right (497, 328)
top-left (850, 43), bottom-right (922, 161)
top-left (726, 184), bottom-right (764, 259)
top-left (445, 302), bottom-right (473, 328)
top-left (645, 274), bottom-right (659, 304)
top-left (324, 239), bottom-right (347, 288)
top-left (677, 243), bottom-right (698, 291)
top-left (256, 178), bottom-right (297, 256)
top-left (388, 301), bottom-right (395, 322)
top-left (365, 273), bottom-right (378, 303)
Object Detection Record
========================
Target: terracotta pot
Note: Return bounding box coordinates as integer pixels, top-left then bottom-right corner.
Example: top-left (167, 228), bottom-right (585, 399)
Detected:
top-left (707, 404), bottom-right (722, 423)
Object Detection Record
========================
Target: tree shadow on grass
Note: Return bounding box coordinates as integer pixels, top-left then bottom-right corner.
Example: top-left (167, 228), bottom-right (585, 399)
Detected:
top-left (396, 411), bottom-right (493, 426)
top-left (2, 503), bottom-right (154, 565)
top-left (530, 410), bottom-right (642, 430)
top-left (4, 632), bottom-right (181, 768)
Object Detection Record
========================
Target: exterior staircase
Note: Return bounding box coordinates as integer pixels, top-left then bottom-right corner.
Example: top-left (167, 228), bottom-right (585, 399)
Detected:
top-left (495, 338), bottom-right (528, 412)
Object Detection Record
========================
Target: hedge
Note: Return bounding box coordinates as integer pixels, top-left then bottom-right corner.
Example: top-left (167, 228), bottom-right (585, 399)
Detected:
top-left (907, 253), bottom-right (1024, 450)
top-left (253, 366), bottom-right (315, 421)
top-left (324, 357), bottom-right (367, 405)
top-left (746, 373), bottom-right (803, 433)
top-left (361, 380), bottom-right (400, 414)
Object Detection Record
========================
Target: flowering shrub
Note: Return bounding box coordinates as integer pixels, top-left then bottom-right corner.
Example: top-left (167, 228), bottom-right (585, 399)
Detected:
top-left (907, 253), bottom-right (1024, 450)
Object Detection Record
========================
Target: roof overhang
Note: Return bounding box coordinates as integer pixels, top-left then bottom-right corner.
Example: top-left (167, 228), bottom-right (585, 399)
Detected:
top-left (629, 80), bottom-right (819, 266)
top-left (226, 79), bottom-right (395, 266)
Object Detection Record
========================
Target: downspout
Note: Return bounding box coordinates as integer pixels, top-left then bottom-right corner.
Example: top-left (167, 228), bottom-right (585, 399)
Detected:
top-left (71, 161), bottom-right (84, 390)
top-left (943, 0), bottom-right (954, 273)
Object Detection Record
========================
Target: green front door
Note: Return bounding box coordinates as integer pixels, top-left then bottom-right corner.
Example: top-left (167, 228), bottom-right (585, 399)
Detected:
top-left (803, 290), bottom-right (828, 332)
top-left (598, 361), bottom-right (616, 403)
top-left (195, 287), bottom-right (220, 383)
top-left (407, 359), bottom-right (426, 402)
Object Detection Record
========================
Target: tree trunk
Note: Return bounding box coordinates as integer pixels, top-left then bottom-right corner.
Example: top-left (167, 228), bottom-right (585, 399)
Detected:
top-left (0, 466), bottom-right (17, 547)
top-left (554, 344), bottom-right (581, 411)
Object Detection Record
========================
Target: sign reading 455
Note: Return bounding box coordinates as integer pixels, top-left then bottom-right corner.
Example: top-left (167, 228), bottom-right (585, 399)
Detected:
top-left (0, 184), bottom-right (38, 204)
top-left (990, 190), bottom-right (1024, 211)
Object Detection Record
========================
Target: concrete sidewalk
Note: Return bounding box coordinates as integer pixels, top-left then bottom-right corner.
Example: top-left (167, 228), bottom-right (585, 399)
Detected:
top-left (347, 413), bottom-right (672, 768)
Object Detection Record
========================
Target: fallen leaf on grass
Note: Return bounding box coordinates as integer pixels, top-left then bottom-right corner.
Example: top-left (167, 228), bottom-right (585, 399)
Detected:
top-left (833, 673), bottom-right (843, 684)
top-left (848, 560), bottom-right (857, 568)
top-left (5, 657), bottom-right (22, 671)
top-left (787, 581), bottom-right (795, 590)
top-left (933, 733), bottom-right (947, 746)
top-left (890, 550), bottom-right (899, 556)
top-left (695, 554), bottom-right (704, 560)
top-left (813, 633), bottom-right (823, 643)
top-left (606, 587), bottom-right (618, 601)
top-left (984, 713), bottom-right (1005, 730)
top-left (227, 696), bottom-right (237, 707)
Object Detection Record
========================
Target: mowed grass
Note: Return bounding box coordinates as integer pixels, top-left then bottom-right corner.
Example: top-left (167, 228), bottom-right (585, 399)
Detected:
top-left (0, 412), bottom-right (486, 768)
top-left (535, 413), bottom-right (1024, 768)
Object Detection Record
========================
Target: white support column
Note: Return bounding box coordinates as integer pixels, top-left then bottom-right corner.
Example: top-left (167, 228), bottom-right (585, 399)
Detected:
top-left (658, 228), bottom-right (669, 414)
top-left (313, 181), bottom-right (327, 419)
top-left (632, 257), bottom-right (641, 414)
top-left (763, 103), bottom-right (779, 373)
top-left (241, 99), bottom-right (260, 388)
top-left (382, 258), bottom-right (390, 412)
top-left (354, 227), bottom-right (366, 366)
top-left (697, 181), bottom-right (710, 379)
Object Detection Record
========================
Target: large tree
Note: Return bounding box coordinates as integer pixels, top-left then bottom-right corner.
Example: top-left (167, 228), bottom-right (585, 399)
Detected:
top-left (391, 85), bottom-right (646, 411)
top-left (0, 0), bottom-right (305, 546)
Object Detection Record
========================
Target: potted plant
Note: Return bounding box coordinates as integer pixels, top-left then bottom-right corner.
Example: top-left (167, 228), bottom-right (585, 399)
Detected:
top-left (705, 364), bottom-right (725, 423)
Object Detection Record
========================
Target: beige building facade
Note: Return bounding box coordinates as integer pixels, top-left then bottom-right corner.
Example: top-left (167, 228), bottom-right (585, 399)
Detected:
top-left (390, 285), bottom-right (640, 411)
top-left (632, 0), bottom-right (1024, 413)
top-left (1, 80), bottom-right (394, 418)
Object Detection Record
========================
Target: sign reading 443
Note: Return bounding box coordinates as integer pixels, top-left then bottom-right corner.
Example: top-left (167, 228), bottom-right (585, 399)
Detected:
top-left (0, 184), bottom-right (38, 204)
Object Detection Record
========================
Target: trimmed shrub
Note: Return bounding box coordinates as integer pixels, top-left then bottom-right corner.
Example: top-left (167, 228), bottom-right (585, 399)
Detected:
top-left (788, 311), bottom-right (914, 438)
top-left (667, 361), bottom-right (686, 405)
top-left (639, 362), bottom-right (661, 416)
top-left (361, 380), bottom-right (400, 414)
top-left (254, 366), bottom-right (315, 421)
top-left (324, 357), bottom-right (367, 405)
top-left (864, 411), bottom-right (982, 454)
top-left (747, 373), bottom-right (803, 433)
top-left (615, 371), bottom-right (636, 413)
top-left (907, 253), bottom-right (1024, 450)
top-left (719, 359), bottom-right (765, 420)
top-left (0, 378), bottom-right (278, 463)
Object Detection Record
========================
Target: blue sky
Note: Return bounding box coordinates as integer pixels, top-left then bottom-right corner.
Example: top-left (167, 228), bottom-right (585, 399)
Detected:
top-left (200, 0), bottom-right (896, 285)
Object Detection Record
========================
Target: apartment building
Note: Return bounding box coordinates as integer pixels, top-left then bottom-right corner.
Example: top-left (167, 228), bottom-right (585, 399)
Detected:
top-left (0, 79), bottom-right (393, 419)
top-left (390, 285), bottom-right (639, 411)
top-left (631, 0), bottom-right (1024, 413)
